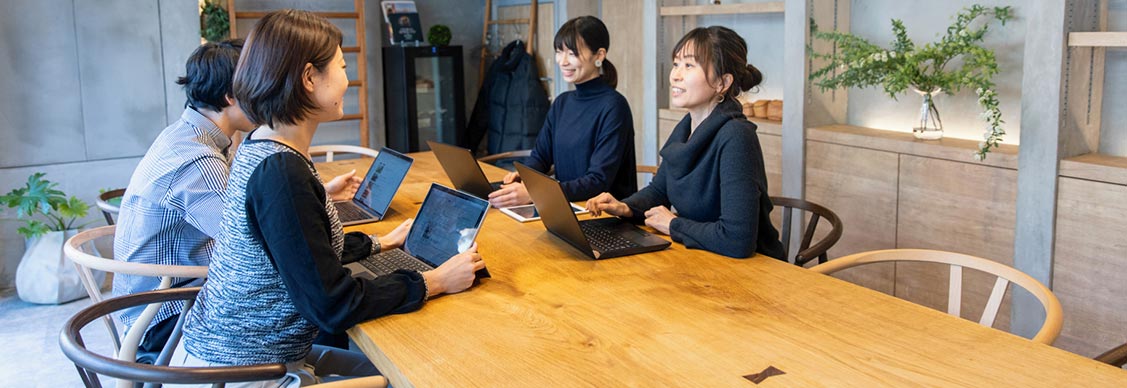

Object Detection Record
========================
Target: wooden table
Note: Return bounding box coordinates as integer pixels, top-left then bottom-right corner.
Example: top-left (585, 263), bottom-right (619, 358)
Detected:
top-left (324, 152), bottom-right (1127, 387)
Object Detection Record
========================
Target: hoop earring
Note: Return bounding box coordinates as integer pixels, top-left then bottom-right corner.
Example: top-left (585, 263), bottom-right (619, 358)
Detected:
top-left (717, 94), bottom-right (725, 104)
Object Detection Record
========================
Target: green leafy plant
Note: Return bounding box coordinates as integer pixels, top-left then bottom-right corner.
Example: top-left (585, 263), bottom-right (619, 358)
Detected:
top-left (1, 173), bottom-right (90, 238)
top-left (427, 24), bottom-right (452, 46)
top-left (809, 5), bottom-right (1013, 160)
top-left (201, 0), bottom-right (231, 43)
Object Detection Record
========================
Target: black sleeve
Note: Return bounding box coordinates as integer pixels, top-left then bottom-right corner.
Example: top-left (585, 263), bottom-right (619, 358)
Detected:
top-left (341, 232), bottom-right (374, 264)
top-left (524, 103), bottom-right (556, 173)
top-left (621, 160), bottom-right (671, 224)
top-left (247, 152), bottom-right (427, 334)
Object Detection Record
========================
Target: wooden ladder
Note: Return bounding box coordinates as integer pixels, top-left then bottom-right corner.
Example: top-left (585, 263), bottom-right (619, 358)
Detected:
top-left (479, 0), bottom-right (538, 87)
top-left (226, 1), bottom-right (372, 148)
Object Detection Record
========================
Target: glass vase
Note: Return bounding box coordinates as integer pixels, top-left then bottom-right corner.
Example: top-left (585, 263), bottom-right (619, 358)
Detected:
top-left (911, 87), bottom-right (944, 140)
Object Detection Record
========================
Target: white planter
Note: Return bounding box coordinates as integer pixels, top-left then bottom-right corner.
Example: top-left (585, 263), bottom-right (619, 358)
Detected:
top-left (15, 229), bottom-right (103, 304)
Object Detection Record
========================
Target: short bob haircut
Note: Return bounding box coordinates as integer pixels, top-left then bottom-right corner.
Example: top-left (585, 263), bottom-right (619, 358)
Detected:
top-left (233, 9), bottom-right (342, 127)
top-left (176, 38), bottom-right (244, 112)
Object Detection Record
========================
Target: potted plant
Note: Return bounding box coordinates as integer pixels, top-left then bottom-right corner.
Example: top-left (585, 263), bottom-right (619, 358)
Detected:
top-left (428, 24), bottom-right (452, 47)
top-left (1, 173), bottom-right (97, 304)
top-left (809, 5), bottom-right (1013, 160)
top-left (200, 0), bottom-right (230, 43)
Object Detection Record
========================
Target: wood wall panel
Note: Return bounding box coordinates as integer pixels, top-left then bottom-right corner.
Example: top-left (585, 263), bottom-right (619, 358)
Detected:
top-left (603, 0), bottom-right (645, 164)
top-left (804, 141), bottom-right (899, 294)
top-left (895, 155), bottom-right (1018, 331)
top-left (1053, 177), bottom-right (1127, 357)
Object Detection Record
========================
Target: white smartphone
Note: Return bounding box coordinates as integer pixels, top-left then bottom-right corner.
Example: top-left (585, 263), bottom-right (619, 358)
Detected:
top-left (500, 203), bottom-right (588, 222)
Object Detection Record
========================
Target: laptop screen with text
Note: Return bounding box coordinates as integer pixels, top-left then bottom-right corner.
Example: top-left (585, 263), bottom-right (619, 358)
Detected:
top-left (354, 148), bottom-right (412, 215)
top-left (404, 184), bottom-right (489, 266)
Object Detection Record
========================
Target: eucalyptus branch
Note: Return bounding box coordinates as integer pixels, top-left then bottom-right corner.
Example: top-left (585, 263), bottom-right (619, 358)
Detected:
top-left (808, 4), bottom-right (1013, 160)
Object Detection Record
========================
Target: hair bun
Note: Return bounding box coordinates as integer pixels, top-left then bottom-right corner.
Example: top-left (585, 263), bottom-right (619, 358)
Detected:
top-left (739, 64), bottom-right (763, 91)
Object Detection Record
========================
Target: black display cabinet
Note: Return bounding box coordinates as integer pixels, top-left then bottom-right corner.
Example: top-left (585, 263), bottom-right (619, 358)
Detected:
top-left (383, 45), bottom-right (465, 153)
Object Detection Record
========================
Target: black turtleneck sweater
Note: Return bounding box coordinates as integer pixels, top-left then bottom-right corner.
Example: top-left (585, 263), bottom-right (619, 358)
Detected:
top-left (621, 99), bottom-right (785, 260)
top-left (523, 78), bottom-right (637, 201)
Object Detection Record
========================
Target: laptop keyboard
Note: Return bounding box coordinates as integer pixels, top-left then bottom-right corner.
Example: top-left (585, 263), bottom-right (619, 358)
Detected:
top-left (359, 249), bottom-right (432, 276)
top-left (334, 202), bottom-right (367, 222)
top-left (580, 220), bottom-right (641, 253)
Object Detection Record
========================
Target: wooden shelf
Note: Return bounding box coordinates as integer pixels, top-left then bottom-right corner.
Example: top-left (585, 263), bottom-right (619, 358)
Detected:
top-left (236, 11), bottom-right (358, 19)
top-left (658, 108), bottom-right (781, 136)
top-left (1068, 32), bottom-right (1127, 47)
top-left (806, 125), bottom-right (1020, 170)
top-left (660, 2), bottom-right (784, 16)
top-left (1060, 153), bottom-right (1127, 186)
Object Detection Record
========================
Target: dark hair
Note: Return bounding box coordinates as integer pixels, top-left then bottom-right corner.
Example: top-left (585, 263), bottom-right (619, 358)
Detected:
top-left (233, 9), bottom-right (342, 127)
top-left (671, 26), bottom-right (763, 100)
top-left (176, 39), bottom-right (244, 112)
top-left (554, 16), bottom-right (617, 89)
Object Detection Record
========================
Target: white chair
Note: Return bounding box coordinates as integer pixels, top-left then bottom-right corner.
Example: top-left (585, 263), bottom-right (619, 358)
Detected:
top-left (809, 249), bottom-right (1063, 344)
top-left (96, 188), bottom-right (125, 225)
top-left (64, 225), bottom-right (209, 375)
top-left (309, 144), bottom-right (380, 162)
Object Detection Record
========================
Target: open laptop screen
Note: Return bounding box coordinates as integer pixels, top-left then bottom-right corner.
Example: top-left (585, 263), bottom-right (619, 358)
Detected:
top-left (354, 148), bottom-right (412, 216)
top-left (405, 184), bottom-right (489, 267)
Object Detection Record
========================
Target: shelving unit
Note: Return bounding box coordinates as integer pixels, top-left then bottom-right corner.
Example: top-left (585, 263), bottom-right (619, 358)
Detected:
top-left (226, 1), bottom-right (372, 147)
top-left (659, 1), bottom-right (784, 16)
top-left (1067, 31), bottom-right (1127, 47)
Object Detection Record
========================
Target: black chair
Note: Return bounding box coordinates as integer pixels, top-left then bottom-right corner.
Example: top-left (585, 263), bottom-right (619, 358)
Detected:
top-left (770, 196), bottom-right (843, 267)
top-left (1095, 342), bottom-right (1127, 367)
top-left (59, 287), bottom-right (287, 388)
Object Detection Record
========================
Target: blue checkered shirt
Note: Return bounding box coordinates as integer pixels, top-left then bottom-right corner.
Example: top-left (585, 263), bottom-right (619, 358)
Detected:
top-left (112, 107), bottom-right (231, 338)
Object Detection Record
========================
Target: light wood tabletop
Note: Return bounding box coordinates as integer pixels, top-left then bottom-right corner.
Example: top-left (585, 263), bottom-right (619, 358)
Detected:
top-left (327, 152), bottom-right (1127, 387)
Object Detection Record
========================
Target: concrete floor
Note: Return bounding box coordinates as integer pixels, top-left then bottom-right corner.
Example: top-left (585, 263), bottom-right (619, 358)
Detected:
top-left (0, 287), bottom-right (115, 387)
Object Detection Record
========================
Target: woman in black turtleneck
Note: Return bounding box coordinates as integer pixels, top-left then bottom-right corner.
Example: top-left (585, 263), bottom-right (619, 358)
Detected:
top-left (587, 26), bottom-right (785, 260)
top-left (487, 16), bottom-right (637, 207)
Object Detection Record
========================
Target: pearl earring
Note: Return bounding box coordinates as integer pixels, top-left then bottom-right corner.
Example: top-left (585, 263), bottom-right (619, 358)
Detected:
top-left (595, 60), bottom-right (602, 67)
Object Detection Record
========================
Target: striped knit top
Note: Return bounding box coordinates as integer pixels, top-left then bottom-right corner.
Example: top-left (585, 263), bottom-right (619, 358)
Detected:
top-left (183, 136), bottom-right (426, 365)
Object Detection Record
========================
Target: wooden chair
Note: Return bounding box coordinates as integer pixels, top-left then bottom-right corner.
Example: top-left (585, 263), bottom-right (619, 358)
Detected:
top-left (59, 287), bottom-right (388, 388)
top-left (64, 225), bottom-right (208, 366)
top-left (1095, 342), bottom-right (1127, 367)
top-left (308, 144), bottom-right (380, 163)
top-left (770, 196), bottom-right (843, 267)
top-left (97, 188), bottom-right (126, 225)
top-left (809, 249), bottom-right (1064, 345)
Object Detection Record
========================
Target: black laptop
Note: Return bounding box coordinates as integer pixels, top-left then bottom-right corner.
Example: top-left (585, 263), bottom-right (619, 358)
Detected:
top-left (427, 140), bottom-right (503, 199)
top-left (333, 147), bottom-right (413, 226)
top-left (514, 163), bottom-right (671, 260)
top-left (346, 183), bottom-right (491, 279)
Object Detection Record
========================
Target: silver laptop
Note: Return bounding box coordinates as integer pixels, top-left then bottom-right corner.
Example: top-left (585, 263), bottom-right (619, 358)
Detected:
top-left (515, 162), bottom-right (670, 260)
top-left (427, 140), bottom-right (504, 199)
top-left (346, 183), bottom-right (492, 279)
top-left (333, 147), bottom-right (413, 226)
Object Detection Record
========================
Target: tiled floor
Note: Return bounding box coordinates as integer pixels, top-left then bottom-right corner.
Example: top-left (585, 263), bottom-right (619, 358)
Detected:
top-left (1, 287), bottom-right (114, 387)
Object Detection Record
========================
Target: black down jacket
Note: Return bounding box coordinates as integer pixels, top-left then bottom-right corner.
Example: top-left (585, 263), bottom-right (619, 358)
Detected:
top-left (464, 40), bottom-right (550, 154)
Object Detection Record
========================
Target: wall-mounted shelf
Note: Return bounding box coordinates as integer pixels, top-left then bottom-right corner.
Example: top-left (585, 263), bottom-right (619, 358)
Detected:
top-left (806, 125), bottom-right (1020, 170)
top-left (1067, 32), bottom-right (1127, 47)
top-left (1059, 153), bottom-right (1127, 186)
top-left (659, 2), bottom-right (784, 16)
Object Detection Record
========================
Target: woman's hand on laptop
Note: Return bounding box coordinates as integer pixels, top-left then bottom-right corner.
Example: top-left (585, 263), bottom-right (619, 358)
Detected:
top-left (487, 182), bottom-right (531, 208)
top-left (378, 218), bottom-right (413, 251)
top-left (502, 171), bottom-right (521, 184)
top-left (585, 193), bottom-right (632, 218)
top-left (325, 169), bottom-right (362, 201)
top-left (422, 243), bottom-right (485, 296)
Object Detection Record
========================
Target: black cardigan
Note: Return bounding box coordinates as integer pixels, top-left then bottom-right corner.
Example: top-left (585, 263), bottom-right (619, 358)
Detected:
top-left (621, 99), bottom-right (784, 259)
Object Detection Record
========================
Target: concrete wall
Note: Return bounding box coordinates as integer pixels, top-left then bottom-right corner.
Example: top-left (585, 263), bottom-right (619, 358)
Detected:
top-left (0, 0), bottom-right (199, 288)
